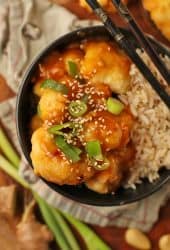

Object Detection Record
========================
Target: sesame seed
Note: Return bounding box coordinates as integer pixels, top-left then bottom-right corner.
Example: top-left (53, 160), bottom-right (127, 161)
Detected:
top-left (94, 161), bottom-right (98, 166)
top-left (87, 167), bottom-right (91, 172)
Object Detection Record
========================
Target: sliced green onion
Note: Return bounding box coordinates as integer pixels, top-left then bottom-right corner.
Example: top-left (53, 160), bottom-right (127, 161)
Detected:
top-left (67, 61), bottom-right (79, 78)
top-left (41, 79), bottom-right (68, 95)
top-left (68, 100), bottom-right (87, 117)
top-left (92, 157), bottom-right (110, 171)
top-left (52, 131), bottom-right (65, 136)
top-left (67, 61), bottom-right (86, 84)
top-left (55, 135), bottom-right (82, 163)
top-left (48, 123), bottom-right (73, 134)
top-left (106, 97), bottom-right (124, 115)
top-left (70, 146), bottom-right (82, 156)
top-left (85, 141), bottom-right (103, 161)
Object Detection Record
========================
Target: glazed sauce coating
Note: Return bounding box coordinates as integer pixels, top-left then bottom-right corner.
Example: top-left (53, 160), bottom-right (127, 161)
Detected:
top-left (30, 39), bottom-right (135, 193)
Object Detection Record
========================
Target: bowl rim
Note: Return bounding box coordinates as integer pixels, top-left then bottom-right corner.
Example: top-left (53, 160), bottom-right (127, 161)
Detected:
top-left (16, 25), bottom-right (170, 206)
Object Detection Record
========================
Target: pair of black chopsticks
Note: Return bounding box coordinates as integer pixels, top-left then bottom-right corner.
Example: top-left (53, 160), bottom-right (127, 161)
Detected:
top-left (85, 0), bottom-right (170, 108)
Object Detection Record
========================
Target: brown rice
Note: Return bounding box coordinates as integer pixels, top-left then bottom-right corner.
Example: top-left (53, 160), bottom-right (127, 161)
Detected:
top-left (120, 52), bottom-right (170, 188)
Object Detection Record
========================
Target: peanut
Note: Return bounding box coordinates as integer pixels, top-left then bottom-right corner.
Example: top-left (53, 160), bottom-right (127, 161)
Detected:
top-left (159, 234), bottom-right (170, 250)
top-left (125, 228), bottom-right (151, 250)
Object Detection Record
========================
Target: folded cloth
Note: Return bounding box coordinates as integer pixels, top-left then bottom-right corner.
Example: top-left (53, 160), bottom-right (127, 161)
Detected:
top-left (0, 0), bottom-right (169, 231)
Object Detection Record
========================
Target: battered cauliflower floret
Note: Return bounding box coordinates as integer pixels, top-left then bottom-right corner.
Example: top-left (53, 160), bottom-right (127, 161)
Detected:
top-left (83, 109), bottom-right (134, 151)
top-left (83, 111), bottom-right (123, 151)
top-left (38, 89), bottom-right (67, 124)
top-left (80, 41), bottom-right (131, 94)
top-left (86, 154), bottom-right (122, 194)
top-left (30, 127), bottom-right (95, 185)
top-left (143, 0), bottom-right (170, 40)
top-left (86, 144), bottom-right (135, 194)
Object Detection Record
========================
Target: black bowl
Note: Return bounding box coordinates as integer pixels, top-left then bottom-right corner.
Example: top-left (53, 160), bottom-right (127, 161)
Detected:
top-left (16, 26), bottom-right (170, 206)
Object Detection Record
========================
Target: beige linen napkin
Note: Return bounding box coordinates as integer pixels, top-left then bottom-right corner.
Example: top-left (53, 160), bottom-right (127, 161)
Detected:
top-left (0, 0), bottom-right (169, 231)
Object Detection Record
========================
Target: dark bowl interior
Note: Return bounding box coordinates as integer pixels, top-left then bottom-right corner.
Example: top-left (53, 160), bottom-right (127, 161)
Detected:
top-left (16, 26), bottom-right (170, 206)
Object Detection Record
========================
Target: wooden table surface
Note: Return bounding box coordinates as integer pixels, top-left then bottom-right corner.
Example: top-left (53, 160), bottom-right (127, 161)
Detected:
top-left (0, 1), bottom-right (170, 249)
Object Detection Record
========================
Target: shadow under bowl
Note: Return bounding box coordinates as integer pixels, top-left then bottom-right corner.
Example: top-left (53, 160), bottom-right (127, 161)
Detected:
top-left (16, 26), bottom-right (170, 206)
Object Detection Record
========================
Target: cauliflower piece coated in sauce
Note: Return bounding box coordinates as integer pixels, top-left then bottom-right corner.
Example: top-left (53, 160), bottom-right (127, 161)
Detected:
top-left (80, 41), bottom-right (131, 94)
top-left (38, 89), bottom-right (67, 124)
top-left (86, 145), bottom-right (135, 194)
top-left (86, 154), bottom-right (122, 194)
top-left (30, 128), bottom-right (95, 185)
top-left (83, 111), bottom-right (123, 151)
top-left (82, 109), bottom-right (134, 151)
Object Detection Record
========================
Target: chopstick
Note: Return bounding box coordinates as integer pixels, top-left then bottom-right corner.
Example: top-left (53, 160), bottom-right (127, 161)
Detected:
top-left (111, 0), bottom-right (170, 85)
top-left (85, 0), bottom-right (170, 108)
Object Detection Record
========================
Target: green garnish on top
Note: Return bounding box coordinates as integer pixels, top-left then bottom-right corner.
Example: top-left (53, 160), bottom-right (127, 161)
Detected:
top-left (106, 97), bottom-right (124, 115)
top-left (92, 157), bottom-right (110, 171)
top-left (55, 135), bottom-right (82, 163)
top-left (85, 140), bottom-right (103, 161)
top-left (85, 141), bottom-right (110, 170)
top-left (68, 100), bottom-right (87, 117)
top-left (41, 79), bottom-right (68, 95)
top-left (48, 122), bottom-right (73, 135)
top-left (67, 61), bottom-right (79, 78)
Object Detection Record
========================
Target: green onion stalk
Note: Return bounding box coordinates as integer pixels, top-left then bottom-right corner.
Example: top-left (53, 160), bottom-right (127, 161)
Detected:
top-left (62, 212), bottom-right (110, 250)
top-left (0, 128), bottom-right (20, 168)
top-left (67, 61), bottom-right (79, 78)
top-left (0, 126), bottom-right (111, 250)
top-left (41, 79), bottom-right (68, 95)
top-left (34, 193), bottom-right (73, 250)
